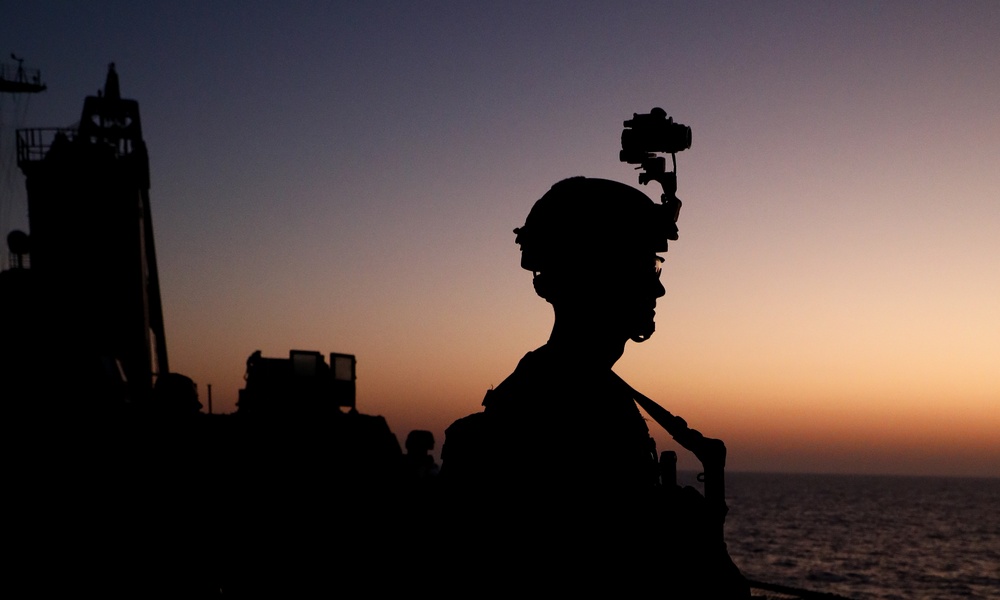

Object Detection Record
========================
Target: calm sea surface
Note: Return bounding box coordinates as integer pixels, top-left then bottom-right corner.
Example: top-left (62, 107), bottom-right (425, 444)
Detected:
top-left (711, 472), bottom-right (1000, 600)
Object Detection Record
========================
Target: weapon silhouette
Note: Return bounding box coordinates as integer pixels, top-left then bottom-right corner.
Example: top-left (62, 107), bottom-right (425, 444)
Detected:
top-left (612, 373), bottom-right (729, 542)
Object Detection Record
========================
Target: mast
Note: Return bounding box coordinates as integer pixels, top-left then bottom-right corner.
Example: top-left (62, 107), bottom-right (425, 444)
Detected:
top-left (2, 55), bottom-right (46, 267)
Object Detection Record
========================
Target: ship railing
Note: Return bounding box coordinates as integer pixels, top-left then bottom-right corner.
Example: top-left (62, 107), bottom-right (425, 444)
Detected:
top-left (16, 127), bottom-right (78, 167)
top-left (18, 125), bottom-right (143, 167)
top-left (0, 63), bottom-right (43, 87)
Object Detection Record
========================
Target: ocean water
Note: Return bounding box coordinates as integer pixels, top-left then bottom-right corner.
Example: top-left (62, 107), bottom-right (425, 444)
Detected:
top-left (712, 472), bottom-right (1000, 600)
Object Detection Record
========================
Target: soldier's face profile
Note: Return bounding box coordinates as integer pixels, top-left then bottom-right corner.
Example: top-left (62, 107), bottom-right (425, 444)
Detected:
top-left (617, 253), bottom-right (666, 342)
top-left (566, 252), bottom-right (665, 342)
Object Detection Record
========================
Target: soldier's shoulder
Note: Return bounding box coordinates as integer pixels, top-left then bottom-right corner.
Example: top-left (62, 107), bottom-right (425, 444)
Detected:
top-left (482, 349), bottom-right (555, 410)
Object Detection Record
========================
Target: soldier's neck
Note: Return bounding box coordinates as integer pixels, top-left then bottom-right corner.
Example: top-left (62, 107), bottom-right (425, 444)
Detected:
top-left (547, 317), bottom-right (626, 369)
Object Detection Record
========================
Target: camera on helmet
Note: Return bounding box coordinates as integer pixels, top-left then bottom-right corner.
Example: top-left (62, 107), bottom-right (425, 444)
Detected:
top-left (618, 107), bottom-right (691, 236)
top-left (620, 107), bottom-right (691, 165)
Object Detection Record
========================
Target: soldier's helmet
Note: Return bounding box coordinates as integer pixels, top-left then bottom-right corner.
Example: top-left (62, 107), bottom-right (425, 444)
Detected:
top-left (514, 176), bottom-right (676, 276)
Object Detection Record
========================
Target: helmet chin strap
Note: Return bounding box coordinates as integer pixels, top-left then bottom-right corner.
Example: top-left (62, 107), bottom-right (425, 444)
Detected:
top-left (630, 323), bottom-right (655, 343)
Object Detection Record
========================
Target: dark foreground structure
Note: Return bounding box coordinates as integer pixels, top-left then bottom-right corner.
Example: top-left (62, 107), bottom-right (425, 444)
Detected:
top-left (1, 66), bottom-right (409, 596)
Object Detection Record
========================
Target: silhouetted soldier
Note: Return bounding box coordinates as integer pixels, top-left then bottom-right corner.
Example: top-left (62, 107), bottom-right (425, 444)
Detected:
top-left (440, 177), bottom-right (748, 597)
top-left (403, 429), bottom-right (439, 481)
top-left (443, 177), bottom-right (666, 489)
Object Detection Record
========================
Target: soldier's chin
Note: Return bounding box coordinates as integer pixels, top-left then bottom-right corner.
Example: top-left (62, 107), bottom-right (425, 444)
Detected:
top-left (630, 322), bottom-right (655, 343)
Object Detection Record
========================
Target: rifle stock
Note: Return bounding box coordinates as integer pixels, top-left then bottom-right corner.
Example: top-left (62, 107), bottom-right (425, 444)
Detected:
top-left (612, 373), bottom-right (729, 531)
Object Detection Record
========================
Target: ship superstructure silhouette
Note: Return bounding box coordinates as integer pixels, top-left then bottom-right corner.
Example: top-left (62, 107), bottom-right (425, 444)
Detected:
top-left (12, 64), bottom-right (167, 404)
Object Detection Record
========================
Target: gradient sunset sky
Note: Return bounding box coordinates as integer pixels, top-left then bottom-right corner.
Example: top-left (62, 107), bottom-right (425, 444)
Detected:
top-left (2, 1), bottom-right (997, 477)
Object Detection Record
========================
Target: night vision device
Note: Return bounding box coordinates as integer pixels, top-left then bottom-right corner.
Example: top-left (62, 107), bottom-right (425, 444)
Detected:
top-left (620, 107), bottom-right (692, 238)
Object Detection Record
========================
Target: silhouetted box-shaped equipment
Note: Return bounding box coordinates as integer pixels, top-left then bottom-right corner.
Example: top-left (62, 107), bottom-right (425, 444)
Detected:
top-left (330, 352), bottom-right (356, 405)
top-left (238, 349), bottom-right (356, 415)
